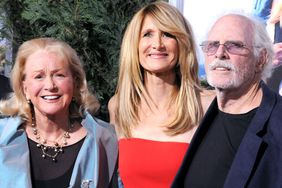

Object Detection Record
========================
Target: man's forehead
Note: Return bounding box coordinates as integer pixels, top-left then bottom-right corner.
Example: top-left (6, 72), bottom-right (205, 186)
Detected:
top-left (208, 15), bottom-right (253, 43)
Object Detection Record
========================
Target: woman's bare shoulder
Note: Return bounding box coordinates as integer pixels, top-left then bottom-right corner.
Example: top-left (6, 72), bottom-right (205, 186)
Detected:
top-left (108, 95), bottom-right (117, 111)
top-left (108, 95), bottom-right (117, 126)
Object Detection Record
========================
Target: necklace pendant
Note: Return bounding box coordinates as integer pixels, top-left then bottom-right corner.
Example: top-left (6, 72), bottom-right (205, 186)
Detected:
top-left (32, 128), bottom-right (37, 135)
top-left (31, 119), bottom-right (74, 162)
top-left (64, 132), bottom-right (70, 138)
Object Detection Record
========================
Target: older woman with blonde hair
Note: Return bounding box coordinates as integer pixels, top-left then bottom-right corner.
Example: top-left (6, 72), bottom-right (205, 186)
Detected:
top-left (108, 1), bottom-right (214, 187)
top-left (0, 38), bottom-right (118, 188)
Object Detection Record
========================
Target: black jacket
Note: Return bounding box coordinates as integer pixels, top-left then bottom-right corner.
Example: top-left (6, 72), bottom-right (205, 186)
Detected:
top-left (172, 82), bottom-right (282, 188)
top-left (0, 75), bottom-right (12, 99)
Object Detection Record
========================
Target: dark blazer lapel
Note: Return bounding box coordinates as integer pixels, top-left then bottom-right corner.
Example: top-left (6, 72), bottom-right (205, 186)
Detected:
top-left (224, 83), bottom-right (276, 188)
top-left (171, 98), bottom-right (218, 188)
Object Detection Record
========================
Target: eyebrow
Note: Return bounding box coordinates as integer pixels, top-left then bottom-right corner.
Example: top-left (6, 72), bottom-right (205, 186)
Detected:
top-left (31, 68), bottom-right (65, 74)
top-left (140, 28), bottom-right (154, 34)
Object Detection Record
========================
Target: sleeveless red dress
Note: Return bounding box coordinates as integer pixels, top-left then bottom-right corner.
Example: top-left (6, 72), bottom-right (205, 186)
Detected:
top-left (119, 138), bottom-right (189, 188)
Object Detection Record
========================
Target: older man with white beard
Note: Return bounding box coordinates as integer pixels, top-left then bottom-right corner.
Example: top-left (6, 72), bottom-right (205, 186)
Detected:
top-left (172, 13), bottom-right (282, 188)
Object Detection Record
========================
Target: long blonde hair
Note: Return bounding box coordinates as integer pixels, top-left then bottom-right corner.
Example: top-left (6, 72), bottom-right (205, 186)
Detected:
top-left (0, 38), bottom-right (99, 123)
top-left (115, 1), bottom-right (203, 137)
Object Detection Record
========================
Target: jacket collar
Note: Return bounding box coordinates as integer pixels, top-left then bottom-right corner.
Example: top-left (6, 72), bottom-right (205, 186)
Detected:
top-left (0, 116), bottom-right (23, 145)
top-left (0, 117), bottom-right (32, 187)
top-left (223, 81), bottom-right (276, 187)
top-left (0, 112), bottom-right (101, 188)
top-left (172, 82), bottom-right (277, 188)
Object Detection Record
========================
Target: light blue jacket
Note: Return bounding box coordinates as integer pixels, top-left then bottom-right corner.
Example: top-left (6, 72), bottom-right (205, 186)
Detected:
top-left (0, 112), bottom-right (118, 188)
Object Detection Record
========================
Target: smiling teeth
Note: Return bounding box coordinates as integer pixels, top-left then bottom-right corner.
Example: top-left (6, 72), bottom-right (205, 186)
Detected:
top-left (43, 96), bottom-right (59, 100)
top-left (150, 53), bottom-right (167, 55)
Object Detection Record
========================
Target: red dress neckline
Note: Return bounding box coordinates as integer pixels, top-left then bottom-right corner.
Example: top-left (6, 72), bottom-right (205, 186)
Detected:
top-left (119, 138), bottom-right (189, 188)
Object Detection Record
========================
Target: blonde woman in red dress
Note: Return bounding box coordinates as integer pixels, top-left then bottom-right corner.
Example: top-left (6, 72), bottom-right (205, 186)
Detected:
top-left (108, 1), bottom-right (214, 188)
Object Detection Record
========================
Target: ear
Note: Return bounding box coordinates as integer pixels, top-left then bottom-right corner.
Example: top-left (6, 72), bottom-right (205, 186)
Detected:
top-left (255, 48), bottom-right (267, 72)
top-left (22, 80), bottom-right (30, 100)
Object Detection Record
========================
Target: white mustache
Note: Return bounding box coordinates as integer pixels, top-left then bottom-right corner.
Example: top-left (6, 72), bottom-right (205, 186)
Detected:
top-left (208, 60), bottom-right (235, 71)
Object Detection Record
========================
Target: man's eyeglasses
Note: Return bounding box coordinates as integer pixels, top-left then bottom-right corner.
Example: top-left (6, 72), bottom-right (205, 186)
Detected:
top-left (200, 41), bottom-right (256, 56)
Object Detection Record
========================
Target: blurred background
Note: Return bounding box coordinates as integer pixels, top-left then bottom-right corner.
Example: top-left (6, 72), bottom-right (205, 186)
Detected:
top-left (0, 0), bottom-right (275, 121)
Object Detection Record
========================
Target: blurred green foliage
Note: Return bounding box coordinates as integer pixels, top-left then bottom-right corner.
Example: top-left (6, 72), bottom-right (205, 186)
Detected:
top-left (0, 0), bottom-right (158, 120)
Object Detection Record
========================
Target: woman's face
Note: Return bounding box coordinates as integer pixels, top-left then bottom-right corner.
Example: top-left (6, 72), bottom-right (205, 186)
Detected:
top-left (138, 15), bottom-right (179, 75)
top-left (23, 50), bottom-right (74, 119)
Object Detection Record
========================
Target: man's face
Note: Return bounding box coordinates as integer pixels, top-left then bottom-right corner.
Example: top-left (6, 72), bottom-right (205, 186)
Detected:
top-left (203, 15), bottom-right (260, 91)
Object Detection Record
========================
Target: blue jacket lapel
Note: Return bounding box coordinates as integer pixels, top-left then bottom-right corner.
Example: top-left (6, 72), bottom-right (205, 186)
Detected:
top-left (0, 117), bottom-right (32, 187)
top-left (69, 113), bottom-right (99, 187)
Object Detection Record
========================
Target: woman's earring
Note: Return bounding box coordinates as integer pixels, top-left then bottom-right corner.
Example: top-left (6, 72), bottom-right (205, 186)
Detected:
top-left (73, 96), bottom-right (79, 103)
top-left (27, 99), bottom-right (31, 104)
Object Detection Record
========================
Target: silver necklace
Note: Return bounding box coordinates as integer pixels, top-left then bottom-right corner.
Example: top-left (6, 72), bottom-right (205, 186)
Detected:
top-left (31, 120), bottom-right (74, 162)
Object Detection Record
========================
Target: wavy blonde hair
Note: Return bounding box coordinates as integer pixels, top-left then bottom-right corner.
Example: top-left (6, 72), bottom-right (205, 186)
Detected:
top-left (0, 38), bottom-right (99, 123)
top-left (115, 1), bottom-right (203, 137)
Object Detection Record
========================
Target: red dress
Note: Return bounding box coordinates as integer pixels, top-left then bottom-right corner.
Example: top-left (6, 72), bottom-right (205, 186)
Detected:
top-left (119, 138), bottom-right (189, 188)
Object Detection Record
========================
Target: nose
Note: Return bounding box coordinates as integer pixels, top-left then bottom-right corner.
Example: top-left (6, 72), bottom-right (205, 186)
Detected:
top-left (152, 34), bottom-right (164, 50)
top-left (215, 44), bottom-right (229, 59)
top-left (45, 76), bottom-right (57, 90)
